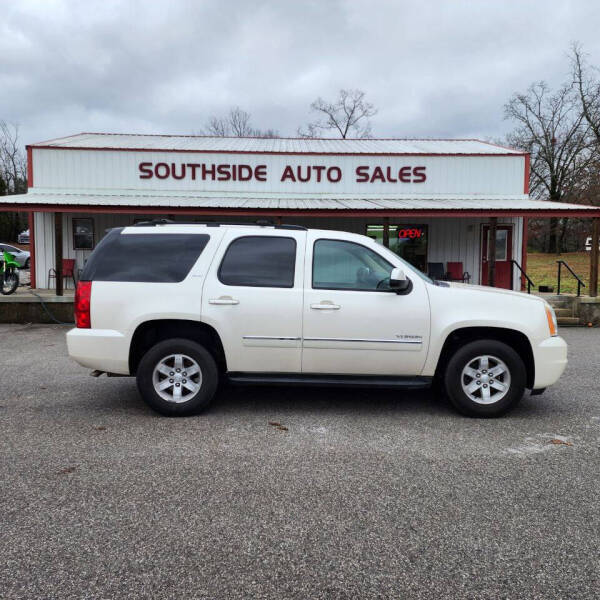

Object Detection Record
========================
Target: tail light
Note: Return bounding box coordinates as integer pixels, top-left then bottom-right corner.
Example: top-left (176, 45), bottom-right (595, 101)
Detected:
top-left (74, 281), bottom-right (92, 328)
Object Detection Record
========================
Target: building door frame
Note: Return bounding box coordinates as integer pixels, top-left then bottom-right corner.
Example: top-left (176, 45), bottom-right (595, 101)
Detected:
top-left (480, 223), bottom-right (513, 289)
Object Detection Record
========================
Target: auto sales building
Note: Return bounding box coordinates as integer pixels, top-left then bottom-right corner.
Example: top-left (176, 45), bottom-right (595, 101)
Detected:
top-left (2, 133), bottom-right (599, 292)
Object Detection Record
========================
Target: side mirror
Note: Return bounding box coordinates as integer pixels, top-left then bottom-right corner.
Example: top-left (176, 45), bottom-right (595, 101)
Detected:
top-left (389, 267), bottom-right (411, 293)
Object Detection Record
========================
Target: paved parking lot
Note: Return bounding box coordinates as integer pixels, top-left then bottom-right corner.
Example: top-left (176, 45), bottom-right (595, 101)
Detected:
top-left (1, 325), bottom-right (599, 599)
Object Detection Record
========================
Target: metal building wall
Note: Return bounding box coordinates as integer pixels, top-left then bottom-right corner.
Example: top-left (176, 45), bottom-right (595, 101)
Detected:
top-left (34, 212), bottom-right (523, 290)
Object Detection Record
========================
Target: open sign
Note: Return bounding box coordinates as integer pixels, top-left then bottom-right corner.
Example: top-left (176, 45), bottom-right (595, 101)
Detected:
top-left (397, 227), bottom-right (425, 240)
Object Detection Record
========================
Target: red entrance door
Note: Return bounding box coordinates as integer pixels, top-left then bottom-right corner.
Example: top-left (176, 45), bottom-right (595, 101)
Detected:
top-left (481, 225), bottom-right (513, 289)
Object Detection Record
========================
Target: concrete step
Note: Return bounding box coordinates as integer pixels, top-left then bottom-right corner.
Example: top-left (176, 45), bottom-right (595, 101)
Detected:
top-left (554, 307), bottom-right (573, 318)
top-left (557, 317), bottom-right (580, 327)
top-left (542, 294), bottom-right (576, 304)
top-left (546, 299), bottom-right (575, 310)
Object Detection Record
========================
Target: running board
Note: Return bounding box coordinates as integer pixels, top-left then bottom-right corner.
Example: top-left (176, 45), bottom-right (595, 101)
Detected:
top-left (227, 373), bottom-right (432, 389)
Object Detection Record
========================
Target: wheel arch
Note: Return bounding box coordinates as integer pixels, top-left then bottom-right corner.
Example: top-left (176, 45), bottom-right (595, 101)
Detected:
top-left (434, 326), bottom-right (535, 389)
top-left (129, 319), bottom-right (227, 375)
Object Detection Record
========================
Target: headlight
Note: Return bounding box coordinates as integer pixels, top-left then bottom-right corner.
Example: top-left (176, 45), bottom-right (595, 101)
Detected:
top-left (545, 304), bottom-right (558, 337)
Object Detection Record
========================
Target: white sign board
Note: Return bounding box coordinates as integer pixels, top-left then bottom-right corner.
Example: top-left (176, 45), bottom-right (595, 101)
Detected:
top-left (32, 149), bottom-right (526, 197)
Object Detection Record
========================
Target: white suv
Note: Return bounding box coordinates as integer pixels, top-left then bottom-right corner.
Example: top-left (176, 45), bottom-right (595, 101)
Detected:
top-left (67, 222), bottom-right (567, 417)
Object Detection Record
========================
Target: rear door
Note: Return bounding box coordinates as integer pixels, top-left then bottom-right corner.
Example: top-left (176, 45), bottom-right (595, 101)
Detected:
top-left (302, 231), bottom-right (430, 376)
top-left (201, 229), bottom-right (306, 373)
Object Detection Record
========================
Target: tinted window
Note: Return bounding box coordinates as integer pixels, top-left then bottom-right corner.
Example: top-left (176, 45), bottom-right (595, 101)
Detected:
top-left (219, 236), bottom-right (296, 287)
top-left (313, 239), bottom-right (393, 291)
top-left (81, 229), bottom-right (210, 282)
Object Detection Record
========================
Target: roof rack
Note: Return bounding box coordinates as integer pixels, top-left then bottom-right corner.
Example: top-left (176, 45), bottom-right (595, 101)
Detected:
top-left (132, 218), bottom-right (307, 231)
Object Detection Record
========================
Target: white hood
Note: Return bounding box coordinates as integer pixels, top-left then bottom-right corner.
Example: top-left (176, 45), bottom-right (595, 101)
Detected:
top-left (445, 281), bottom-right (545, 303)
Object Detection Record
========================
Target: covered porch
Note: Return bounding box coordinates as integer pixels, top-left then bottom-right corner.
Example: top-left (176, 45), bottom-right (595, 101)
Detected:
top-left (11, 196), bottom-right (600, 297)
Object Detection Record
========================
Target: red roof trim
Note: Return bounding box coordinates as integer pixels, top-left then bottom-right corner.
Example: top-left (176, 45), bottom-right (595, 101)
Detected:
top-left (26, 146), bottom-right (33, 188)
top-left (524, 153), bottom-right (531, 194)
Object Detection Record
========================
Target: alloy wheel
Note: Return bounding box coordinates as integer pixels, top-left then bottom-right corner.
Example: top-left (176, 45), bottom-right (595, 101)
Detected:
top-left (460, 354), bottom-right (511, 405)
top-left (152, 354), bottom-right (203, 403)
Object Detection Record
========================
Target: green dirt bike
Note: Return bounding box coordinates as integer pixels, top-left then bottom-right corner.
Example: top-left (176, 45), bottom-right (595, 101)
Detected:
top-left (1, 250), bottom-right (20, 295)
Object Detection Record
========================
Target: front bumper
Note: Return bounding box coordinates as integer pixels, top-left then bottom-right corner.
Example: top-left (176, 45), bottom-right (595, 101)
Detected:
top-left (66, 328), bottom-right (130, 375)
top-left (532, 335), bottom-right (568, 389)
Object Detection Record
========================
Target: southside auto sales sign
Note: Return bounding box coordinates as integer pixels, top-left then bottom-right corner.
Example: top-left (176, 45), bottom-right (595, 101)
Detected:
top-left (138, 161), bottom-right (427, 184)
top-left (34, 148), bottom-right (525, 196)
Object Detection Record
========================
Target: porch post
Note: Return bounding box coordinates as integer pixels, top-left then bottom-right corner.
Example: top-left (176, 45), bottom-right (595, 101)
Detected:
top-left (28, 211), bottom-right (36, 290)
top-left (488, 217), bottom-right (497, 287)
top-left (383, 217), bottom-right (390, 248)
top-left (521, 217), bottom-right (528, 291)
top-left (54, 212), bottom-right (63, 296)
top-left (590, 217), bottom-right (599, 298)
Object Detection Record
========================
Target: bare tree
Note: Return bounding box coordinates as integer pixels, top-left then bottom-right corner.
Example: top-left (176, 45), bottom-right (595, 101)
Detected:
top-left (0, 120), bottom-right (28, 241)
top-left (0, 121), bottom-right (27, 195)
top-left (298, 89), bottom-right (377, 139)
top-left (505, 82), bottom-right (594, 253)
top-left (572, 43), bottom-right (600, 147)
top-left (202, 107), bottom-right (278, 137)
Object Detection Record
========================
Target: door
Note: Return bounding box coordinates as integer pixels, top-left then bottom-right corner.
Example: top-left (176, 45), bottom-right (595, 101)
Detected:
top-left (302, 232), bottom-right (430, 376)
top-left (481, 225), bottom-right (513, 289)
top-left (201, 229), bottom-right (306, 373)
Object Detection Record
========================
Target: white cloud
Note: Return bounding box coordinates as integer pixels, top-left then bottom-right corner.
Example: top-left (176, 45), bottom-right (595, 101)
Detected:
top-left (1, 0), bottom-right (600, 145)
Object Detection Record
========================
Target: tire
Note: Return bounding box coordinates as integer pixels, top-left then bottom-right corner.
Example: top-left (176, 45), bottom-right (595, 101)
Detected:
top-left (24, 258), bottom-right (30, 269)
top-left (1, 270), bottom-right (19, 295)
top-left (136, 338), bottom-right (219, 417)
top-left (444, 339), bottom-right (526, 417)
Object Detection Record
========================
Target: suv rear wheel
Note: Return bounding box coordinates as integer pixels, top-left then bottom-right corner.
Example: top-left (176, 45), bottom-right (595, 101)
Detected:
top-left (136, 338), bottom-right (218, 416)
top-left (444, 339), bottom-right (526, 417)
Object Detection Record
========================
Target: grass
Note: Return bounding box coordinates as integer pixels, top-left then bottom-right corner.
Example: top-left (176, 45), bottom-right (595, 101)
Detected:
top-left (527, 252), bottom-right (590, 294)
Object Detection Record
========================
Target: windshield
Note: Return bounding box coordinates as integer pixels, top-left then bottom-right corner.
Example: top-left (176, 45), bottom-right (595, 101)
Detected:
top-left (375, 243), bottom-right (434, 284)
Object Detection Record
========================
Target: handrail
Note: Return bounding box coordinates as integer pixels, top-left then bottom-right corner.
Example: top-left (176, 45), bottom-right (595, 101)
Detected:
top-left (510, 260), bottom-right (534, 294)
top-left (557, 260), bottom-right (585, 296)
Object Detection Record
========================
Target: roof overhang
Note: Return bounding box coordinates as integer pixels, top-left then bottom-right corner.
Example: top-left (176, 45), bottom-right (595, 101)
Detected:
top-left (2, 192), bottom-right (600, 218)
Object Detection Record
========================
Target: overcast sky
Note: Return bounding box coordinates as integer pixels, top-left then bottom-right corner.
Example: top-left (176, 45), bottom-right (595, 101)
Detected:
top-left (2, 0), bottom-right (600, 147)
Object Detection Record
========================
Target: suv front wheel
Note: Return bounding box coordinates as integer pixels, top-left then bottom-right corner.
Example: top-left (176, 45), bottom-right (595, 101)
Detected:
top-left (136, 338), bottom-right (218, 416)
top-left (444, 339), bottom-right (526, 417)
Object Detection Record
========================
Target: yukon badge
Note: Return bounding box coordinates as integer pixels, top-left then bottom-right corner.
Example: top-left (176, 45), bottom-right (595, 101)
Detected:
top-left (395, 334), bottom-right (423, 343)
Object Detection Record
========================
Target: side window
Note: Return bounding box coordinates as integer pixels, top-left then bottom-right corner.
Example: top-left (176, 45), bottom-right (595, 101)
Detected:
top-left (313, 239), bottom-right (393, 291)
top-left (81, 230), bottom-right (210, 282)
top-left (219, 236), bottom-right (296, 288)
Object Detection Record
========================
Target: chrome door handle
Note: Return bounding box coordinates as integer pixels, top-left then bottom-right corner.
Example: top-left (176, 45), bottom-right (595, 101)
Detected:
top-left (310, 302), bottom-right (341, 310)
top-left (209, 296), bottom-right (239, 305)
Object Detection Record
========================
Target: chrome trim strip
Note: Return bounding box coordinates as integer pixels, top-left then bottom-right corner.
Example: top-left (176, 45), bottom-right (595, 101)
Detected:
top-left (242, 336), bottom-right (422, 344)
top-left (303, 337), bottom-right (422, 344)
top-left (242, 335), bottom-right (302, 341)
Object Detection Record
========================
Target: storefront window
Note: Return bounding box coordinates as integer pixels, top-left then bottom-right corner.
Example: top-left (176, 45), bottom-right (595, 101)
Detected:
top-left (73, 218), bottom-right (95, 250)
top-left (367, 224), bottom-right (428, 273)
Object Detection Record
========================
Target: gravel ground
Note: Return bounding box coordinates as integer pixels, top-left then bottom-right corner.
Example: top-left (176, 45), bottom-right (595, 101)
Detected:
top-left (0, 325), bottom-right (598, 599)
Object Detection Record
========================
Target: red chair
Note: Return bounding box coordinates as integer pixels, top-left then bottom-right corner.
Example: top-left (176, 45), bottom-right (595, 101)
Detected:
top-left (446, 262), bottom-right (471, 283)
top-left (48, 259), bottom-right (77, 289)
